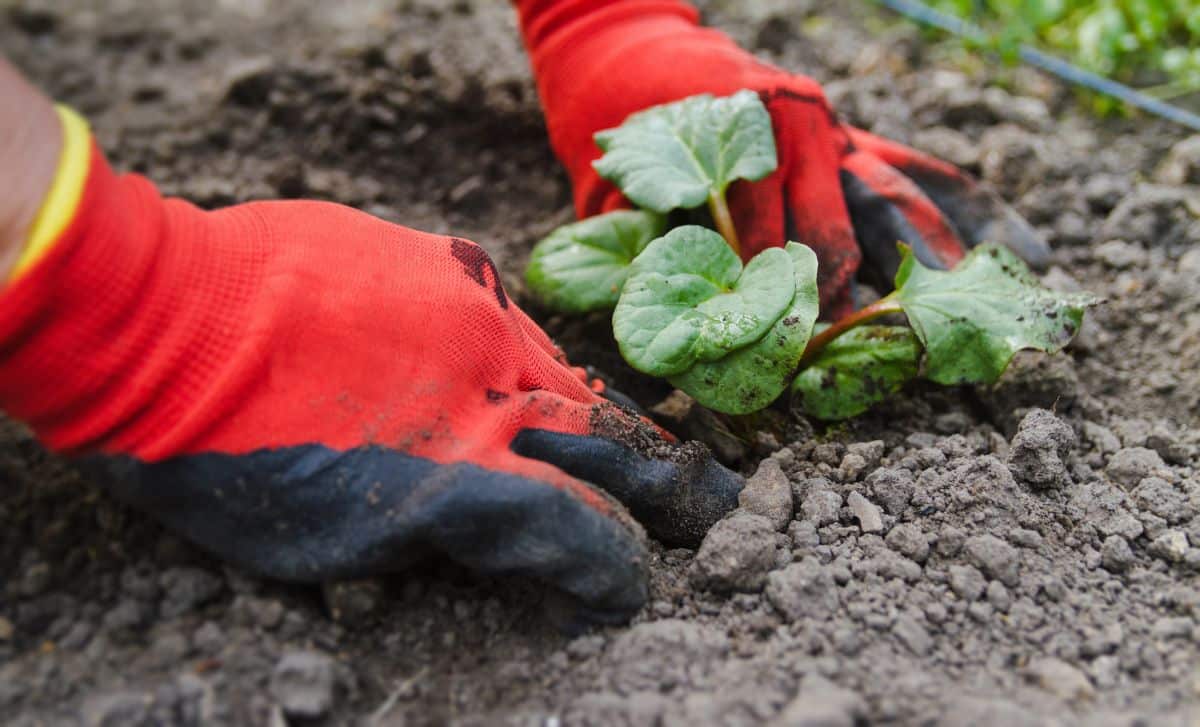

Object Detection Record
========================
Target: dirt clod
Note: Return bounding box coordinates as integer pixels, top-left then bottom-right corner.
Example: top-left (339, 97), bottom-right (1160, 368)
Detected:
top-left (689, 511), bottom-right (780, 593)
top-left (1007, 408), bottom-right (1076, 490)
top-left (1131, 477), bottom-right (1192, 523)
top-left (1148, 530), bottom-right (1190, 563)
top-left (765, 558), bottom-right (840, 622)
top-left (606, 620), bottom-right (729, 695)
top-left (1021, 657), bottom-right (1095, 702)
top-left (864, 467), bottom-right (915, 516)
top-left (1099, 535), bottom-right (1134, 573)
top-left (948, 564), bottom-right (987, 602)
top-left (738, 458), bottom-right (793, 531)
top-left (885, 523), bottom-right (930, 563)
top-left (1106, 447), bottom-right (1169, 487)
top-left (963, 534), bottom-right (1021, 587)
top-left (771, 674), bottom-right (865, 727)
top-left (801, 487), bottom-right (843, 527)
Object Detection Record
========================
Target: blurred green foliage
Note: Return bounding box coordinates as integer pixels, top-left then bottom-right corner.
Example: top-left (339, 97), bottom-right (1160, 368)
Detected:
top-left (928, 0), bottom-right (1200, 101)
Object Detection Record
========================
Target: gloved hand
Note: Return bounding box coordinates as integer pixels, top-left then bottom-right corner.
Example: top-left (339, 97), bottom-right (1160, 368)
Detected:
top-left (0, 118), bottom-right (742, 623)
top-left (514, 0), bottom-right (1050, 317)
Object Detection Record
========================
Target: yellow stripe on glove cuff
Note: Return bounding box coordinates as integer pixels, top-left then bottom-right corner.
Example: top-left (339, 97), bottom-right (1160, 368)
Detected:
top-left (11, 105), bottom-right (91, 281)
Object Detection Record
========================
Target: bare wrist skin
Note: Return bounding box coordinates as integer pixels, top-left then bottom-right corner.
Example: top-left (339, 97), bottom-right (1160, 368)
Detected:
top-left (0, 57), bottom-right (63, 281)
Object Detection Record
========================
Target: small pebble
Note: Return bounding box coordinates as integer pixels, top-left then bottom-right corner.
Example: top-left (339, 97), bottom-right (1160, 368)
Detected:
top-left (846, 491), bottom-right (883, 533)
top-left (1100, 535), bottom-right (1135, 573)
top-left (1149, 531), bottom-right (1189, 563)
top-left (271, 651), bottom-right (336, 719)
top-left (738, 458), bottom-right (793, 532)
top-left (924, 602), bottom-right (948, 625)
top-left (838, 453), bottom-right (869, 482)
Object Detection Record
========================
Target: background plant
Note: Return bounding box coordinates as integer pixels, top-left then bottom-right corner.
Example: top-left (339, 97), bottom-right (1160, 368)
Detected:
top-left (923, 0), bottom-right (1200, 108)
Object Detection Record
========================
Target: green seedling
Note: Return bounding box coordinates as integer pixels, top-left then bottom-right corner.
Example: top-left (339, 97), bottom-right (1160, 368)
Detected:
top-left (526, 210), bottom-right (665, 313)
top-left (668, 241), bottom-right (819, 415)
top-left (612, 226), bottom-right (796, 377)
top-left (526, 91), bottom-right (1097, 419)
top-left (791, 243), bottom-right (1096, 418)
top-left (793, 325), bottom-right (921, 421)
top-left (592, 89), bottom-right (776, 256)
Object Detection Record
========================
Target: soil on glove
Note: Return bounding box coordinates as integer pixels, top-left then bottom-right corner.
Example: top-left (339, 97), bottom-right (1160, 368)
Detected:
top-left (3, 1), bottom-right (1200, 724)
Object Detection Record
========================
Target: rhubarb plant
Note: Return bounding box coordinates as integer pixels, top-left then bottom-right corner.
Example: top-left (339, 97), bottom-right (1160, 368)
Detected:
top-left (525, 91), bottom-right (1097, 419)
top-left (591, 90), bottom-right (776, 257)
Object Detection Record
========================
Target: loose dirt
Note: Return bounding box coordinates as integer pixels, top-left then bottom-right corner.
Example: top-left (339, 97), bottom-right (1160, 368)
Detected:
top-left (2, 1), bottom-right (1199, 724)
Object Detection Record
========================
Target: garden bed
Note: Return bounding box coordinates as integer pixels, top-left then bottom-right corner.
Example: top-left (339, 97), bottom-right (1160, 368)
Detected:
top-left (2, 1), bottom-right (1198, 724)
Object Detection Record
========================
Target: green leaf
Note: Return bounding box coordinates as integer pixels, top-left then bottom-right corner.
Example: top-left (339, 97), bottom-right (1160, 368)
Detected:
top-left (592, 90), bottom-right (778, 214)
top-left (670, 243), bottom-right (820, 415)
top-left (525, 210), bottom-right (666, 313)
top-left (892, 243), bottom-right (1097, 386)
top-left (792, 326), bottom-right (921, 421)
top-left (613, 225), bottom-right (795, 377)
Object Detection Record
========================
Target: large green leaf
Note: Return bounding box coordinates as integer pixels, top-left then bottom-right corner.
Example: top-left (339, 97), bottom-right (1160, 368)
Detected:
top-left (670, 243), bottom-right (819, 415)
top-left (592, 90), bottom-right (778, 214)
top-left (525, 210), bottom-right (666, 313)
top-left (792, 326), bottom-right (921, 420)
top-left (892, 243), bottom-right (1097, 385)
top-left (613, 226), bottom-right (795, 377)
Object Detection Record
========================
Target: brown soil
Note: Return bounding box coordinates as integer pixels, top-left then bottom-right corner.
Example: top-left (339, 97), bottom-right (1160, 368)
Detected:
top-left (2, 1), bottom-right (1199, 725)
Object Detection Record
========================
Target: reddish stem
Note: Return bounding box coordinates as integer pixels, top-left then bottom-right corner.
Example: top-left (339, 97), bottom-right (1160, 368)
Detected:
top-left (796, 296), bottom-right (903, 370)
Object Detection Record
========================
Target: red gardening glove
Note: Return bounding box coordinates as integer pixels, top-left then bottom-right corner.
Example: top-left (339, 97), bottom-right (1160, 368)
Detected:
top-left (514, 0), bottom-right (1049, 317)
top-left (0, 141), bottom-right (742, 623)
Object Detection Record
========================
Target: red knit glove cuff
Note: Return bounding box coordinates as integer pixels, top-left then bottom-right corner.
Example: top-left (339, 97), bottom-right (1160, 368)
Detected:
top-left (0, 143), bottom-right (260, 456)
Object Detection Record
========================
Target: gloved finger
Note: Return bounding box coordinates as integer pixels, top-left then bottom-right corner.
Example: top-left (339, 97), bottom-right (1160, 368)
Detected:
top-left (499, 318), bottom-right (602, 407)
top-left (510, 302), bottom-right (601, 394)
top-left (511, 412), bottom-right (742, 547)
top-left (513, 307), bottom-right (628, 402)
top-left (515, 305), bottom-right (656, 416)
top-left (762, 89), bottom-right (862, 318)
top-left (846, 127), bottom-right (1051, 268)
top-left (512, 302), bottom-right (570, 363)
top-left (83, 445), bottom-right (649, 624)
top-left (840, 149), bottom-right (967, 288)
